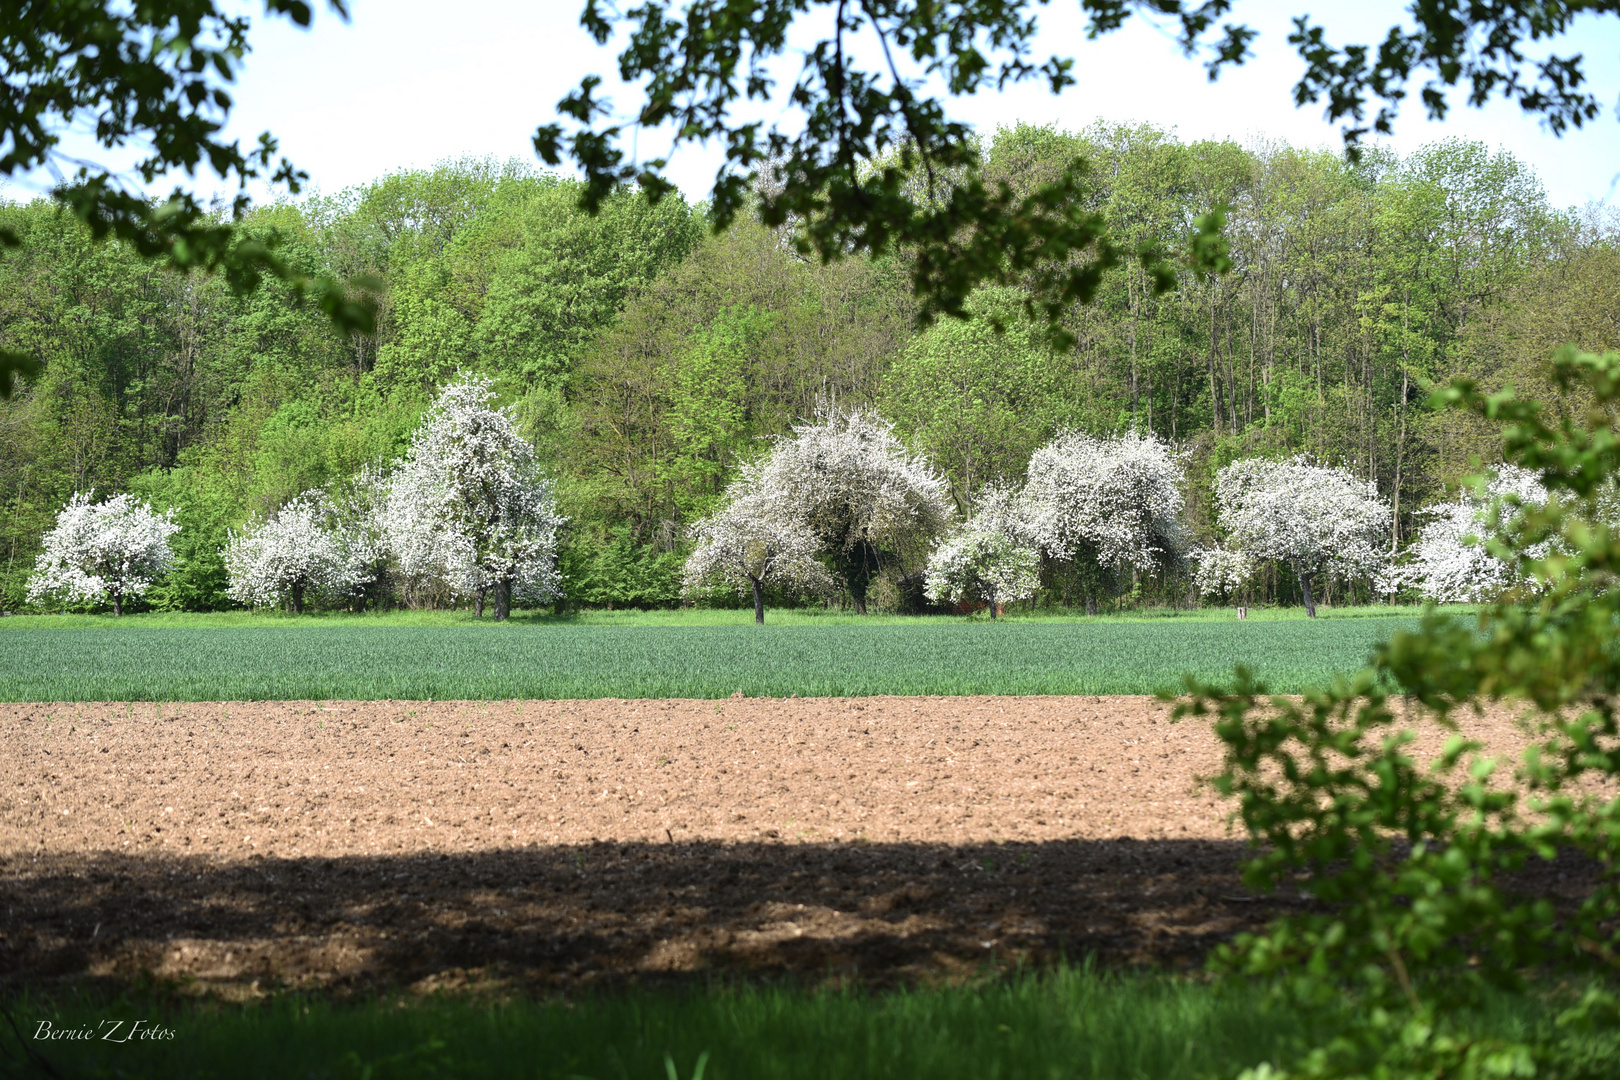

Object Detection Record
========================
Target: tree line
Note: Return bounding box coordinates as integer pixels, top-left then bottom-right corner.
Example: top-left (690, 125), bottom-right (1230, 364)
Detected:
top-left (2, 123), bottom-right (1615, 613)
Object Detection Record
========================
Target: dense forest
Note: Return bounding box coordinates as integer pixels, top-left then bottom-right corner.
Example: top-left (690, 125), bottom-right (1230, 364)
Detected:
top-left (1, 122), bottom-right (1615, 613)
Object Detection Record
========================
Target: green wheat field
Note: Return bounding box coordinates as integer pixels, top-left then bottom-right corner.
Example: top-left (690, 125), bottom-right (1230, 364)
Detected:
top-left (0, 609), bottom-right (1419, 701)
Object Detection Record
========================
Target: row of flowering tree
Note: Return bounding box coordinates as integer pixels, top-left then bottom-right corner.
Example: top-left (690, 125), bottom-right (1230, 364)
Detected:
top-left (223, 377), bottom-right (563, 619)
top-left (30, 389), bottom-right (1571, 618)
top-left (29, 377), bottom-right (563, 620)
top-left (684, 408), bottom-right (1589, 620)
top-left (685, 419), bottom-right (1196, 621)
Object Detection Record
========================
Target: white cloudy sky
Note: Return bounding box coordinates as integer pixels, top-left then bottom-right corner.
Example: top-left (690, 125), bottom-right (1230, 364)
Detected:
top-left (13, 0), bottom-right (1620, 209)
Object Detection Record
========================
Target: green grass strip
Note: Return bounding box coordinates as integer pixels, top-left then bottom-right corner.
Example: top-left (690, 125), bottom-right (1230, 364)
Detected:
top-left (9, 970), bottom-right (1300, 1080)
top-left (0, 617), bottom-right (1411, 701)
top-left (14, 966), bottom-right (1600, 1080)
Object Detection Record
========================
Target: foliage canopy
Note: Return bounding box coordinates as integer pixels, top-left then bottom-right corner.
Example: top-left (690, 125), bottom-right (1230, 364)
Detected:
top-left (538, 0), bottom-right (1618, 345)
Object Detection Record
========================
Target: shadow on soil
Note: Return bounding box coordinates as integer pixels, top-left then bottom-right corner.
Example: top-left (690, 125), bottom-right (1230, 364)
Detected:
top-left (0, 839), bottom-right (1313, 996)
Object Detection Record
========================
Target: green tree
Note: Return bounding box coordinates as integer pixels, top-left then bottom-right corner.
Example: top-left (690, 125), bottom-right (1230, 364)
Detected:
top-left (664, 306), bottom-right (774, 520)
top-left (1178, 347), bottom-right (1620, 1077)
top-left (567, 219), bottom-right (910, 541)
top-left (476, 185), bottom-right (701, 387)
top-left (882, 287), bottom-right (1063, 510)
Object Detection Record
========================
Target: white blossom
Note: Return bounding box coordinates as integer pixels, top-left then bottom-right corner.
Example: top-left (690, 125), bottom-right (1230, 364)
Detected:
top-left (752, 406), bottom-right (954, 612)
top-left (322, 465), bottom-right (392, 605)
top-left (382, 375), bottom-right (564, 617)
top-left (1400, 465), bottom-right (1550, 602)
top-left (224, 494), bottom-right (358, 613)
top-left (28, 492), bottom-right (179, 615)
top-left (1192, 545), bottom-right (1257, 600)
top-left (1021, 430), bottom-right (1186, 572)
top-left (1212, 455), bottom-right (1389, 615)
top-left (925, 486), bottom-right (1040, 615)
top-left (683, 477), bottom-right (834, 623)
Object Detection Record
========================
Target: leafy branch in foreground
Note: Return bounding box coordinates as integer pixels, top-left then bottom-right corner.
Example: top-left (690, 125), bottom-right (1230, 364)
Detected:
top-left (1176, 345), bottom-right (1620, 1078)
top-left (0, 1), bottom-right (380, 397)
top-left (538, 1), bottom-right (1616, 343)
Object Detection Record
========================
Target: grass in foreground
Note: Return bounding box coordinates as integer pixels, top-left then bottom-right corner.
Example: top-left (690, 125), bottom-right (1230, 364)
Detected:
top-left (0, 615), bottom-right (1418, 701)
top-left (7, 971), bottom-right (1298, 1080)
top-left (9, 968), bottom-right (1603, 1080)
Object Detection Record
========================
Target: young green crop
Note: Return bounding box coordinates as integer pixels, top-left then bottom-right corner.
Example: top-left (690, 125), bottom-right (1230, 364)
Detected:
top-left (0, 617), bottom-right (1413, 702)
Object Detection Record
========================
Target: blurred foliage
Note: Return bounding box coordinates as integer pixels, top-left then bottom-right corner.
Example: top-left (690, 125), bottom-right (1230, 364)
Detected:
top-left (0, 1), bottom-right (378, 396)
top-left (1177, 347), bottom-right (1620, 1077)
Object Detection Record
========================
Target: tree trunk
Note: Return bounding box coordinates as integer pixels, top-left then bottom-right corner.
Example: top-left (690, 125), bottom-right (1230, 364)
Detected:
top-left (1086, 595), bottom-right (1097, 617)
top-left (474, 587), bottom-right (486, 618)
top-left (112, 589), bottom-right (122, 617)
top-left (1296, 563), bottom-right (1317, 618)
top-left (493, 578), bottom-right (512, 621)
top-left (751, 578), bottom-right (764, 625)
top-left (841, 540), bottom-right (878, 615)
top-left (289, 582), bottom-right (304, 615)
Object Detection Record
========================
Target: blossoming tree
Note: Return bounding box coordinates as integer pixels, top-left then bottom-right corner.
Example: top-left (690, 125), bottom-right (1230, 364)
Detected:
top-left (224, 494), bottom-right (359, 613)
top-left (323, 465), bottom-right (393, 609)
top-left (752, 407), bottom-right (953, 613)
top-left (924, 486), bottom-right (1039, 617)
top-left (1211, 455), bottom-right (1389, 616)
top-left (1400, 465), bottom-right (1552, 602)
top-left (383, 375), bottom-right (564, 619)
top-left (1020, 430), bottom-right (1186, 612)
top-left (684, 478), bottom-right (833, 623)
top-left (1192, 545), bottom-right (1257, 604)
top-left (28, 492), bottom-right (179, 615)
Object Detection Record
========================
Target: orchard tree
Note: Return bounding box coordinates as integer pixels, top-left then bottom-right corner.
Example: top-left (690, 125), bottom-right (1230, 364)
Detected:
top-left (754, 407), bottom-right (953, 614)
top-left (383, 375), bottom-right (564, 619)
top-left (323, 465), bottom-right (393, 609)
top-left (924, 486), bottom-right (1039, 617)
top-left (1212, 455), bottom-right (1389, 616)
top-left (1192, 545), bottom-right (1256, 604)
top-left (27, 492), bottom-right (178, 615)
top-left (1022, 430), bottom-right (1186, 609)
top-left (684, 478), bottom-right (833, 624)
top-left (224, 494), bottom-right (357, 613)
top-left (1399, 464), bottom-right (1560, 602)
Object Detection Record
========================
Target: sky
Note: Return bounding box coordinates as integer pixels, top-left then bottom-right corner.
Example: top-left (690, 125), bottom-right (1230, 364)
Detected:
top-left (10, 0), bottom-right (1620, 210)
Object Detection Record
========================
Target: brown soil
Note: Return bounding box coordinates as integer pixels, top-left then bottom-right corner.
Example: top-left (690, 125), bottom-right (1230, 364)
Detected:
top-left (0, 695), bottom-right (1560, 995)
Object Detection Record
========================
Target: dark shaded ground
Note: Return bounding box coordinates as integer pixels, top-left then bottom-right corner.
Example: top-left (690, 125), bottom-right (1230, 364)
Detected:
top-left (0, 839), bottom-right (1295, 996)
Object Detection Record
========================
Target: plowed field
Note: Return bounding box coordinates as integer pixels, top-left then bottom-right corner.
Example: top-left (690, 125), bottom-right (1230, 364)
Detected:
top-left (0, 696), bottom-right (1558, 994)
